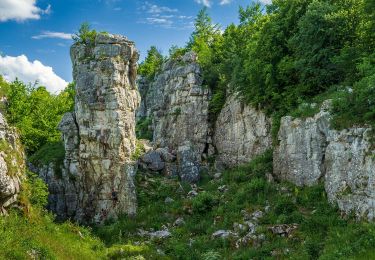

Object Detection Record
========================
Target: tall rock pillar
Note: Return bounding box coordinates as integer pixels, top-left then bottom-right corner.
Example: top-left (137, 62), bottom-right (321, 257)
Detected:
top-left (59, 33), bottom-right (140, 223)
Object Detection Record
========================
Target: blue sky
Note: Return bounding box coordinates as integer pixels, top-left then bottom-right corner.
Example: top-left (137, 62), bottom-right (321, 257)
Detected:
top-left (0, 0), bottom-right (268, 92)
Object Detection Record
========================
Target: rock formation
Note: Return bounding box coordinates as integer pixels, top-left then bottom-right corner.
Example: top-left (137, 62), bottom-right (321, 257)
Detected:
top-left (274, 101), bottom-right (375, 220)
top-left (214, 94), bottom-right (272, 168)
top-left (137, 52), bottom-right (211, 182)
top-left (0, 112), bottom-right (24, 214)
top-left (273, 101), bottom-right (331, 186)
top-left (39, 33), bottom-right (140, 223)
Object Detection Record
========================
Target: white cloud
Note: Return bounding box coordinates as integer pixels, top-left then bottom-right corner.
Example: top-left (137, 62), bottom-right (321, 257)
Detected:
top-left (0, 54), bottom-right (68, 93)
top-left (32, 31), bottom-right (73, 40)
top-left (141, 2), bottom-right (178, 14)
top-left (195, 0), bottom-right (211, 7)
top-left (0, 0), bottom-right (50, 22)
top-left (220, 0), bottom-right (232, 5)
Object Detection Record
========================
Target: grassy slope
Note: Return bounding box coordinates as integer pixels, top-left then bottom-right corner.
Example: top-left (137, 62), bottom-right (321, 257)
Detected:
top-left (2, 150), bottom-right (375, 259)
top-left (95, 151), bottom-right (375, 260)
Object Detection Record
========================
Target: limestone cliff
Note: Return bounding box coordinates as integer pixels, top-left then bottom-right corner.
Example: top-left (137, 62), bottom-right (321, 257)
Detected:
top-left (39, 33), bottom-right (140, 223)
top-left (138, 52), bottom-right (211, 182)
top-left (213, 94), bottom-right (272, 168)
top-left (274, 101), bottom-right (375, 220)
top-left (0, 112), bottom-right (25, 214)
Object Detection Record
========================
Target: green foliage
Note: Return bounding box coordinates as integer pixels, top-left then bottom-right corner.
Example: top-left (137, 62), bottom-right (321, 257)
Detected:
top-left (20, 171), bottom-right (49, 209)
top-left (191, 192), bottom-right (217, 214)
top-left (131, 140), bottom-right (146, 161)
top-left (138, 46), bottom-right (164, 81)
top-left (72, 22), bottom-right (97, 45)
top-left (0, 79), bottom-right (73, 155)
top-left (28, 141), bottom-right (66, 178)
top-left (174, 0), bottom-right (374, 135)
top-left (135, 117), bottom-right (153, 141)
top-left (331, 53), bottom-right (375, 130)
top-left (168, 45), bottom-right (188, 60)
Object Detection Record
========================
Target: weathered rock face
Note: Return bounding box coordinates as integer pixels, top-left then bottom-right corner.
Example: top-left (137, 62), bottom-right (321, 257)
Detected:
top-left (273, 103), bottom-right (331, 186)
top-left (325, 128), bottom-right (375, 220)
top-left (137, 52), bottom-right (211, 182)
top-left (40, 33), bottom-right (140, 223)
top-left (152, 52), bottom-right (210, 156)
top-left (214, 95), bottom-right (272, 168)
top-left (274, 101), bottom-right (375, 220)
top-left (0, 112), bottom-right (24, 214)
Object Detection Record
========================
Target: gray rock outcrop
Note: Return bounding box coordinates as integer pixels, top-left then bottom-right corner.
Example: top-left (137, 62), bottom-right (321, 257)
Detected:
top-left (0, 112), bottom-right (24, 214)
top-left (273, 103), bottom-right (331, 186)
top-left (137, 52), bottom-right (211, 182)
top-left (39, 33), bottom-right (140, 223)
top-left (274, 101), bottom-right (375, 220)
top-left (325, 128), bottom-right (375, 220)
top-left (214, 94), bottom-right (272, 168)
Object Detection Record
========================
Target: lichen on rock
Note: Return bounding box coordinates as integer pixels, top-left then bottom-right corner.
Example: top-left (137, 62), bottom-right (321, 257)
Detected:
top-left (38, 33), bottom-right (141, 224)
top-left (0, 112), bottom-right (25, 214)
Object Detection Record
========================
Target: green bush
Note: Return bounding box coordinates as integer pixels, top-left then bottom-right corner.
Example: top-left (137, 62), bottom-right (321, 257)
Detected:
top-left (135, 117), bottom-right (153, 141)
top-left (192, 192), bottom-right (218, 214)
top-left (72, 22), bottom-right (97, 45)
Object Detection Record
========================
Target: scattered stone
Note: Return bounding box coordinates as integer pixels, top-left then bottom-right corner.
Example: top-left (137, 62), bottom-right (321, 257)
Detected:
top-left (251, 210), bottom-right (264, 221)
top-left (218, 185), bottom-right (228, 193)
top-left (233, 222), bottom-right (248, 233)
top-left (173, 217), bottom-right (185, 227)
top-left (164, 197), bottom-right (174, 204)
top-left (214, 172), bottom-right (222, 179)
top-left (187, 190), bottom-right (198, 198)
top-left (212, 230), bottom-right (238, 239)
top-left (149, 230), bottom-right (171, 239)
top-left (269, 224), bottom-right (298, 237)
top-left (140, 151), bottom-right (165, 171)
top-left (244, 221), bottom-right (257, 234)
top-left (235, 233), bottom-right (265, 249)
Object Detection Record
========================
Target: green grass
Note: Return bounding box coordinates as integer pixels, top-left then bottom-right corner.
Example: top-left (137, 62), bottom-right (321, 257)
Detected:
top-left (94, 150), bottom-right (375, 259)
top-left (0, 209), bottom-right (106, 260)
top-left (3, 149), bottom-right (375, 259)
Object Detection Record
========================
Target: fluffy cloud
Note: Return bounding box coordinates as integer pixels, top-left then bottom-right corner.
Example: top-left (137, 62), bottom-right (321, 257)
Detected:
top-left (195, 0), bottom-right (211, 7)
top-left (32, 31), bottom-right (73, 40)
top-left (220, 0), bottom-right (232, 5)
top-left (139, 2), bottom-right (193, 29)
top-left (0, 0), bottom-right (50, 22)
top-left (195, 0), bottom-right (235, 7)
top-left (0, 55), bottom-right (68, 93)
top-left (141, 2), bottom-right (178, 14)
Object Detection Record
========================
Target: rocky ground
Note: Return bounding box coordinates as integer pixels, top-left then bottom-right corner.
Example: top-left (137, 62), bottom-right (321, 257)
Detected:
top-left (93, 151), bottom-right (375, 259)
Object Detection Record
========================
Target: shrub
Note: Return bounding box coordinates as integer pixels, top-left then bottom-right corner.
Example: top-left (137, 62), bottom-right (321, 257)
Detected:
top-left (192, 192), bottom-right (217, 214)
top-left (72, 22), bottom-right (97, 45)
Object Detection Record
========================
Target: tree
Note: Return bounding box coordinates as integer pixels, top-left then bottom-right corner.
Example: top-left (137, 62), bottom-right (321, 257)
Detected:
top-left (138, 46), bottom-right (164, 81)
top-left (2, 80), bottom-right (74, 155)
top-left (72, 22), bottom-right (97, 45)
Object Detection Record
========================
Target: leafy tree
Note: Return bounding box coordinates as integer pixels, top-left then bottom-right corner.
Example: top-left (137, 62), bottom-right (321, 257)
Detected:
top-left (1, 80), bottom-right (74, 155)
top-left (72, 22), bottom-right (98, 45)
top-left (138, 46), bottom-right (164, 81)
